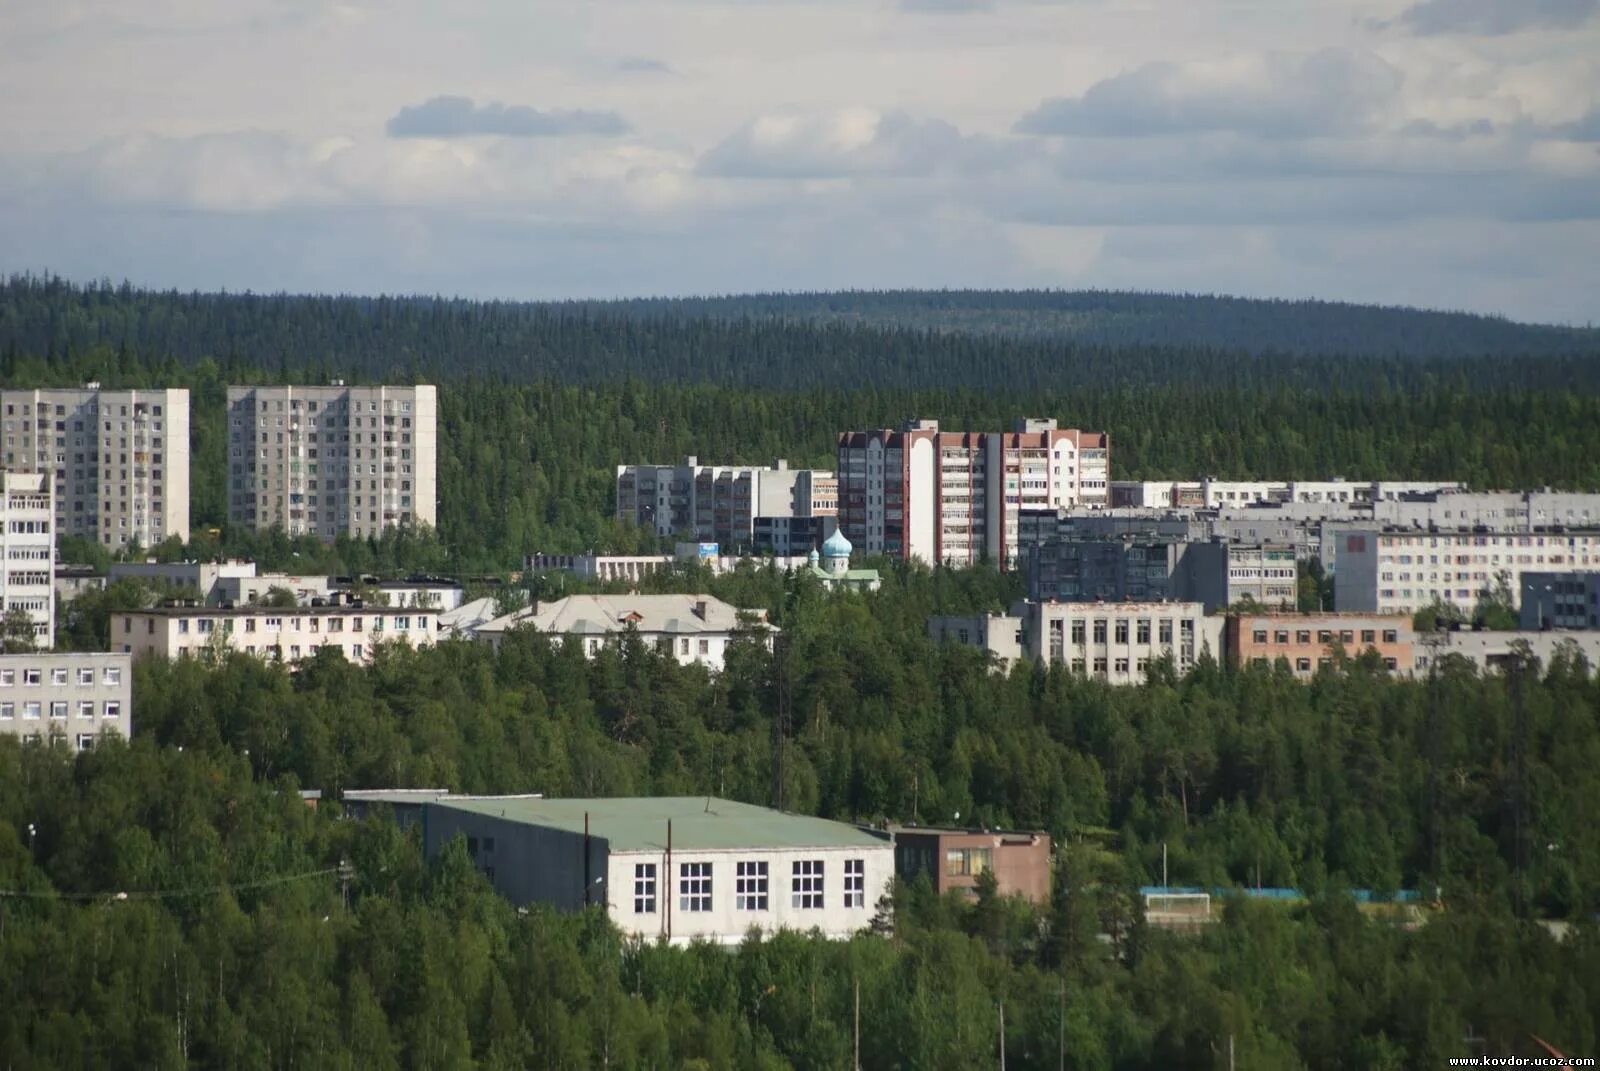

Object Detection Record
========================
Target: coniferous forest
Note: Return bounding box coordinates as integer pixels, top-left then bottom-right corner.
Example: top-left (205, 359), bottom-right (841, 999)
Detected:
top-left (1, 278), bottom-right (1598, 1068)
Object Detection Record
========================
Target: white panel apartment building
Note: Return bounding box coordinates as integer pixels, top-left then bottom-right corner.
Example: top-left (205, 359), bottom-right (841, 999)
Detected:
top-left (0, 653), bottom-right (130, 750)
top-left (227, 385), bottom-right (438, 541)
top-left (116, 599), bottom-right (438, 664)
top-left (2, 473), bottom-right (55, 645)
top-left (1335, 527), bottom-right (1600, 616)
top-left (614, 458), bottom-right (837, 550)
top-left (837, 419), bottom-right (1109, 568)
top-left (0, 386), bottom-right (189, 547)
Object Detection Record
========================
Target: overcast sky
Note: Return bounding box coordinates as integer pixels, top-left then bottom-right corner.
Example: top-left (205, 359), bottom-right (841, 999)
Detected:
top-left (2, 0), bottom-right (1597, 323)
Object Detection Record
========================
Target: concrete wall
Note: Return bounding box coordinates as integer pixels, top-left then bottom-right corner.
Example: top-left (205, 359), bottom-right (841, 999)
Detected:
top-left (424, 806), bottom-right (605, 912)
top-left (0, 652), bottom-right (131, 749)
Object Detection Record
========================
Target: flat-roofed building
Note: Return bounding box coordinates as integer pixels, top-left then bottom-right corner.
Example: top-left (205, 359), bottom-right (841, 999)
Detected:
top-left (1335, 527), bottom-right (1600, 616)
top-left (1018, 599), bottom-right (1222, 682)
top-left (226, 384), bottom-right (437, 541)
top-left (891, 826), bottom-right (1052, 904)
top-left (108, 560), bottom-right (258, 604)
top-left (0, 386), bottom-right (189, 547)
top-left (927, 613), bottom-right (1025, 668)
top-left (1519, 571), bottom-right (1600, 630)
top-left (114, 597), bottom-right (437, 664)
top-left (1423, 630), bottom-right (1600, 675)
top-left (0, 652), bottom-right (130, 750)
top-left (418, 796), bottom-right (894, 945)
top-left (1228, 612), bottom-right (1414, 678)
top-left (2, 472), bottom-right (55, 645)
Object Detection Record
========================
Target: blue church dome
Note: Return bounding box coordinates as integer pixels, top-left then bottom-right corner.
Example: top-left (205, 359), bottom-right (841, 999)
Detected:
top-left (822, 528), bottom-right (853, 560)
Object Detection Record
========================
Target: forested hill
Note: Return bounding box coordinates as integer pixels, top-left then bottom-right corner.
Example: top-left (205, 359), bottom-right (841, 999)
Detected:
top-left (3, 277), bottom-right (1596, 393)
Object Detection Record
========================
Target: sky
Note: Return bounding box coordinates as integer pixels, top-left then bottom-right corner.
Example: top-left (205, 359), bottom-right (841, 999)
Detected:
top-left (1, 0), bottom-right (1597, 323)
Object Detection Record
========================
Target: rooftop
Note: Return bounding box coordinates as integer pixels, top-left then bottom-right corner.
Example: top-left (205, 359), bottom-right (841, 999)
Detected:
top-left (477, 593), bottom-right (770, 636)
top-left (128, 603), bottom-right (438, 618)
top-left (436, 796), bottom-right (890, 852)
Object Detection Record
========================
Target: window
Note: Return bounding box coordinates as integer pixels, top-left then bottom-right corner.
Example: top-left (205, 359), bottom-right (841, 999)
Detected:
top-left (49, 701), bottom-right (67, 720)
top-left (944, 848), bottom-right (992, 877)
top-left (50, 668), bottom-right (67, 686)
top-left (103, 666), bottom-right (122, 686)
top-left (1382, 629), bottom-right (1399, 643)
top-left (23, 669), bottom-right (40, 687)
top-left (698, 639), bottom-right (710, 656)
top-left (1361, 630), bottom-right (1376, 644)
top-left (0, 670), bottom-right (12, 686)
top-left (1114, 620), bottom-right (1129, 644)
top-left (1295, 658), bottom-right (1311, 672)
top-left (22, 701), bottom-right (41, 720)
top-left (1252, 629), bottom-right (1268, 644)
top-left (103, 701), bottom-right (121, 719)
top-left (0, 702), bottom-right (11, 720)
top-left (844, 859), bottom-right (865, 908)
top-left (679, 862), bottom-right (712, 912)
top-left (1274, 630), bottom-right (1289, 644)
top-left (77, 667), bottom-right (94, 686)
top-left (736, 861), bottom-right (769, 910)
top-left (1296, 630), bottom-right (1311, 644)
top-left (792, 860), bottom-right (825, 909)
top-left (1092, 620), bottom-right (1107, 644)
top-left (633, 863), bottom-right (657, 913)
top-left (77, 701), bottom-right (94, 719)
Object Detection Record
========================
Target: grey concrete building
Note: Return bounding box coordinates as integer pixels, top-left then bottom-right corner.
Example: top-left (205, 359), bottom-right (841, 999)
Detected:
top-left (0, 652), bottom-right (131, 750)
top-left (1519, 572), bottom-right (1600, 630)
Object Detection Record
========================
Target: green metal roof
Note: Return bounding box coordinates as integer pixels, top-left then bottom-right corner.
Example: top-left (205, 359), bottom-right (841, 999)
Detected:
top-left (434, 796), bottom-right (891, 852)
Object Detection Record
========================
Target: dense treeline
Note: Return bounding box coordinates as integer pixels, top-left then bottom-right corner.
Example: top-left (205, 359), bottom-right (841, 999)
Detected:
top-left (9, 346), bottom-right (1600, 573)
top-left (4, 277), bottom-right (1600, 391)
top-left (4, 561), bottom-right (1598, 1066)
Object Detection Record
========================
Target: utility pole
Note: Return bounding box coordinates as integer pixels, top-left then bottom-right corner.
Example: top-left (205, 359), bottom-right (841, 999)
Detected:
top-left (1509, 647), bottom-right (1531, 919)
top-left (1419, 627), bottom-right (1449, 886)
top-left (337, 858), bottom-right (354, 911)
top-left (998, 1001), bottom-right (1006, 1071)
top-left (1228, 1033), bottom-right (1235, 1071)
top-left (771, 633), bottom-right (791, 811)
top-left (853, 978), bottom-right (861, 1071)
top-left (1058, 980), bottom-right (1066, 1071)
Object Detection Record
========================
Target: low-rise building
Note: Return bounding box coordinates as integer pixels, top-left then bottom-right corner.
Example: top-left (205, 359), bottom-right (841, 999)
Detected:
top-left (1519, 572), bottom-right (1600, 630)
top-left (53, 564), bottom-right (105, 604)
top-left (1019, 600), bottom-right (1223, 682)
top-left (927, 614), bottom-right (1025, 667)
top-left (419, 795), bottom-right (893, 946)
top-left (214, 572), bottom-right (336, 607)
top-left (1422, 630), bottom-right (1600, 675)
top-left (891, 826), bottom-right (1052, 904)
top-left (475, 594), bottom-right (772, 669)
top-left (0, 652), bottom-right (130, 750)
top-left (1228, 612), bottom-right (1414, 678)
top-left (115, 596), bottom-right (437, 664)
top-left (108, 560), bottom-right (258, 604)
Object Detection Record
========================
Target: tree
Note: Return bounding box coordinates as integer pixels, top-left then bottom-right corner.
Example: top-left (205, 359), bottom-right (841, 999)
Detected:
top-left (0, 607), bottom-right (37, 652)
top-left (257, 585), bottom-right (299, 609)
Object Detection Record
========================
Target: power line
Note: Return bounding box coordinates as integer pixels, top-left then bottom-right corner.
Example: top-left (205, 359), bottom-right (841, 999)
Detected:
top-left (0, 865), bottom-right (346, 902)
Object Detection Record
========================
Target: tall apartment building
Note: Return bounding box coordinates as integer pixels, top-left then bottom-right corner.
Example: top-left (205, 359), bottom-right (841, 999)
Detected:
top-left (0, 386), bottom-right (189, 547)
top-left (614, 458), bottom-right (836, 551)
top-left (2, 473), bottom-right (55, 645)
top-left (836, 418), bottom-right (1109, 568)
top-left (226, 385), bottom-right (438, 541)
top-left (1335, 527), bottom-right (1600, 617)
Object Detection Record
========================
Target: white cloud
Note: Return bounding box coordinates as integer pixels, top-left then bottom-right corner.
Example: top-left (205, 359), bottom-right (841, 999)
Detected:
top-left (698, 108), bottom-right (981, 178)
top-left (1385, 0), bottom-right (1598, 36)
top-left (1016, 49), bottom-right (1404, 139)
top-left (386, 96), bottom-right (629, 138)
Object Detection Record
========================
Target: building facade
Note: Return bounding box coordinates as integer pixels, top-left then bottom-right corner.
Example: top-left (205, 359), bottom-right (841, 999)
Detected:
top-left (420, 796), bottom-right (894, 946)
top-left (891, 827), bottom-right (1052, 904)
top-left (226, 384), bottom-right (438, 540)
top-left (475, 594), bottom-right (772, 670)
top-left (108, 560), bottom-right (259, 604)
top-left (2, 473), bottom-right (55, 645)
top-left (115, 597), bottom-right (437, 664)
top-left (836, 418), bottom-right (1109, 568)
top-left (1227, 612), bottom-right (1414, 679)
top-left (0, 653), bottom-right (130, 750)
top-left (614, 458), bottom-right (836, 551)
top-left (0, 386), bottom-right (189, 547)
top-left (1420, 630), bottom-right (1600, 675)
top-left (1018, 600), bottom-right (1222, 682)
top-left (1519, 572), bottom-right (1600, 630)
top-left (1334, 528), bottom-right (1600, 616)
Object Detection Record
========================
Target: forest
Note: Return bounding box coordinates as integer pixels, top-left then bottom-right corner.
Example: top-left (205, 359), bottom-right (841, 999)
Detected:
top-left (6, 561), bottom-right (1600, 1067)
top-left (2, 279), bottom-right (1598, 1067)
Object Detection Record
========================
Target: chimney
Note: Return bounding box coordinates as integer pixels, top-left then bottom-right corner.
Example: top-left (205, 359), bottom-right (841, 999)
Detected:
top-left (693, 599), bottom-right (708, 620)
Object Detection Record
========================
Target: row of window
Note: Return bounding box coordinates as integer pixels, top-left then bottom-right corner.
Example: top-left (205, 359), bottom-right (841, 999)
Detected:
top-left (0, 665), bottom-right (123, 687)
top-left (632, 859), bottom-right (867, 914)
top-left (1252, 655), bottom-right (1401, 673)
top-left (1250, 628), bottom-right (1401, 646)
top-left (0, 699), bottom-right (122, 720)
top-left (1049, 618), bottom-right (1195, 645)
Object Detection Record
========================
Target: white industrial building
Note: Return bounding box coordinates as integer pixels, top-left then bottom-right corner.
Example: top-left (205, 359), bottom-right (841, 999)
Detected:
top-left (0, 386), bottom-right (190, 548)
top-left (475, 594), bottom-right (772, 669)
top-left (419, 796), bottom-right (894, 946)
top-left (2, 473), bottom-right (55, 646)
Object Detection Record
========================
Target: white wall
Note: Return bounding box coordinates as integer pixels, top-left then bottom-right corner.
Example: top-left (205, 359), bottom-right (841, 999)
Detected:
top-left (907, 436), bottom-right (937, 564)
top-left (604, 843), bottom-right (894, 946)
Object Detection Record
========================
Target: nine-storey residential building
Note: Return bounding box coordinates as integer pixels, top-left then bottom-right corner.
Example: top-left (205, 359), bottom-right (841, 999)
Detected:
top-left (227, 384), bottom-right (437, 541)
top-left (1, 473), bottom-right (55, 645)
top-left (836, 418), bottom-right (1109, 568)
top-left (0, 385), bottom-right (189, 548)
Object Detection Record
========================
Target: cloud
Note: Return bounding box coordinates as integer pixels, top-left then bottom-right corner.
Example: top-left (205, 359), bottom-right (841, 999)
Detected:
top-left (1015, 49), bottom-right (1403, 140)
top-left (1552, 108), bottom-right (1600, 141)
top-left (900, 0), bottom-right (994, 12)
top-left (385, 95), bottom-right (629, 139)
top-left (697, 108), bottom-right (978, 178)
top-left (616, 57), bottom-right (673, 74)
top-left (1386, 0), bottom-right (1598, 36)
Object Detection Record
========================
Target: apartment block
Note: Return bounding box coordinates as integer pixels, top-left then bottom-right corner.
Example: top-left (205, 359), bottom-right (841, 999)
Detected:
top-left (615, 457), bottom-right (836, 551)
top-left (0, 386), bottom-right (189, 547)
top-left (836, 418), bottom-right (1109, 568)
top-left (1519, 572), bottom-right (1600, 630)
top-left (1228, 612), bottom-right (1414, 679)
top-left (226, 384), bottom-right (437, 541)
top-left (1, 473), bottom-right (55, 645)
top-left (1109, 479), bottom-right (1463, 510)
top-left (1334, 528), bottom-right (1600, 617)
top-left (0, 653), bottom-right (130, 750)
top-left (115, 596), bottom-right (437, 664)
